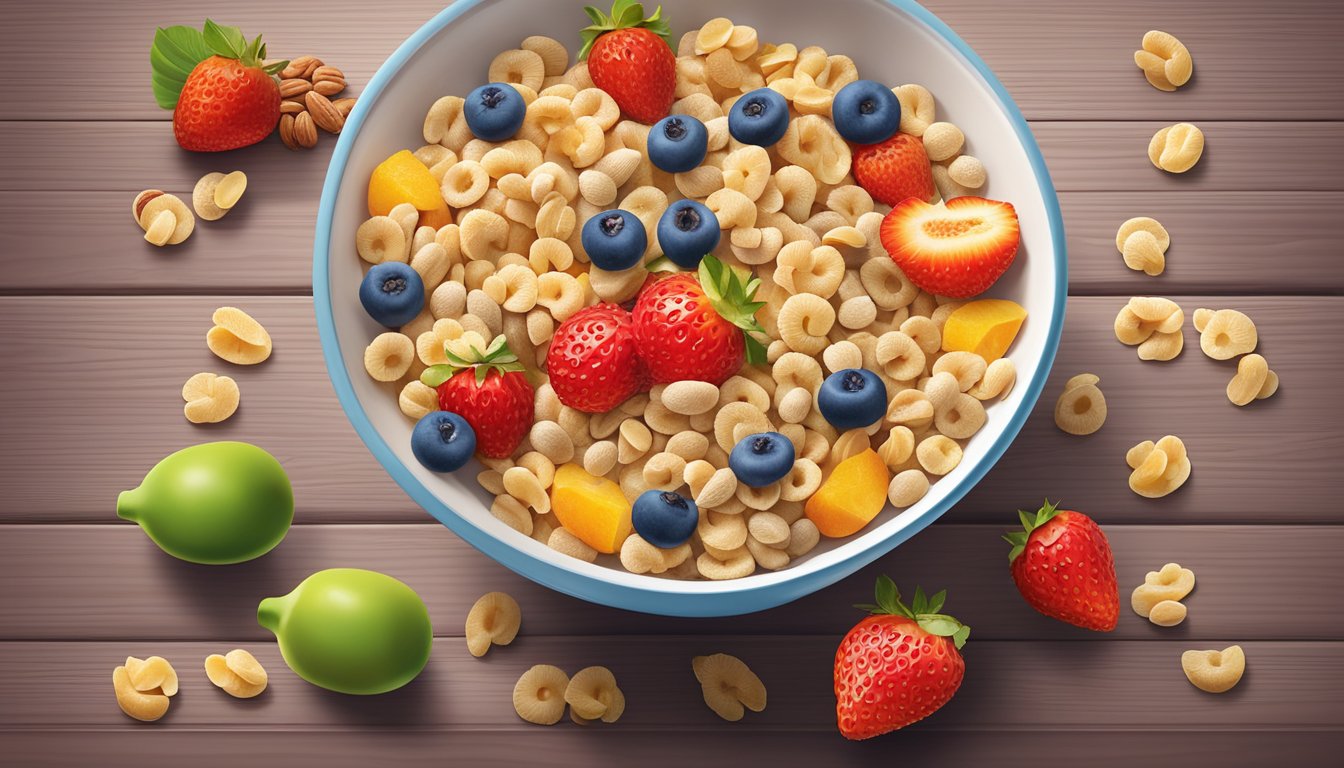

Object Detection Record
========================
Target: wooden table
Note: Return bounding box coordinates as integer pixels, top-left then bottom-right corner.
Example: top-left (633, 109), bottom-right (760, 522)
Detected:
top-left (2, 1), bottom-right (1341, 764)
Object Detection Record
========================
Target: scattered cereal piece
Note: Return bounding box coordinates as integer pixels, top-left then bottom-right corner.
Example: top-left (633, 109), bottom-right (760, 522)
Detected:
top-left (692, 653), bottom-right (767, 722)
top-left (1181, 645), bottom-right (1246, 693)
top-left (564, 666), bottom-right (625, 723)
top-left (138, 193), bottom-right (195, 245)
top-left (1114, 296), bottom-right (1184, 361)
top-left (1127, 435), bottom-right (1191, 498)
top-left (207, 306), bottom-right (273, 365)
top-left (182, 372), bottom-right (241, 424)
top-left (1131, 562), bottom-right (1196, 616)
top-left (1148, 599), bottom-right (1188, 627)
top-left (1198, 309), bottom-right (1257, 360)
top-left (1148, 123), bottom-right (1204, 173)
top-left (465, 591), bottom-right (522, 658)
top-left (1227, 353), bottom-right (1277, 406)
top-left (1116, 216), bottom-right (1170, 276)
top-left (223, 649), bottom-right (268, 687)
top-left (132, 189), bottom-right (164, 226)
top-left (143, 210), bottom-right (178, 246)
top-left (513, 664), bottom-right (569, 725)
top-left (113, 665), bottom-right (170, 722)
top-left (1054, 373), bottom-right (1106, 435)
top-left (192, 172), bottom-right (229, 221)
top-left (1134, 31), bottom-right (1193, 91)
top-left (204, 653), bottom-right (266, 698)
top-left (126, 655), bottom-right (179, 697)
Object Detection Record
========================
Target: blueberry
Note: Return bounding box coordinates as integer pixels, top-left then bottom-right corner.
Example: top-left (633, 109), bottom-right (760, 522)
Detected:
top-left (729, 88), bottom-right (790, 148)
top-left (656, 199), bottom-right (720, 269)
top-left (647, 114), bottom-right (708, 173)
top-left (463, 83), bottom-right (525, 142)
top-left (818, 369), bottom-right (888, 430)
top-left (831, 80), bottom-right (902, 145)
top-left (581, 208), bottom-right (647, 271)
top-left (410, 411), bottom-right (476, 472)
top-left (729, 431), bottom-right (796, 488)
top-left (359, 262), bottom-right (425, 327)
top-left (632, 490), bottom-right (698, 549)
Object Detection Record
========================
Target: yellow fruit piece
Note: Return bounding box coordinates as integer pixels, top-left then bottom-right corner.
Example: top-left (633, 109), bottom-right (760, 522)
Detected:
top-left (941, 299), bottom-right (1028, 361)
top-left (368, 149), bottom-right (447, 216)
top-left (805, 449), bottom-right (890, 538)
top-left (551, 463), bottom-right (632, 554)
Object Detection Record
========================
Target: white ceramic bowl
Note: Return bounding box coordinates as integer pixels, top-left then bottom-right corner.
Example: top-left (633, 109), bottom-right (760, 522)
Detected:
top-left (315, 0), bottom-right (1066, 616)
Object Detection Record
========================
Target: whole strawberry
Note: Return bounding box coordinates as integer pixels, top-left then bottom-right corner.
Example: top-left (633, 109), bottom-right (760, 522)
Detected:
top-left (579, 0), bottom-right (675, 124)
top-left (632, 256), bottom-right (766, 385)
top-left (852, 132), bottom-right (935, 207)
top-left (162, 21), bottom-right (286, 152)
top-left (547, 303), bottom-right (646, 413)
top-left (1004, 501), bottom-right (1119, 631)
top-left (422, 335), bottom-right (534, 459)
top-left (835, 576), bottom-right (969, 739)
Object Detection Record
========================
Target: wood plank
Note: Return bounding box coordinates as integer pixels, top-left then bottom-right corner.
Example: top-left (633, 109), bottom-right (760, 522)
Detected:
top-left (1, 524), bottom-right (1339, 641)
top-left (0, 296), bottom-right (1337, 523)
top-left (9, 191), bottom-right (1341, 295)
top-left (2, 121), bottom-right (1342, 194)
top-left (1, 639), bottom-right (1337, 731)
top-left (3, 0), bottom-right (1342, 121)
top-left (5, 731), bottom-right (1340, 768)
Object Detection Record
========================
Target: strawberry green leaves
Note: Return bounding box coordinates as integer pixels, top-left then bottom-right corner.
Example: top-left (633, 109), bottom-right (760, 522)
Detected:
top-left (854, 575), bottom-right (970, 649)
top-left (149, 20), bottom-right (285, 110)
top-left (578, 0), bottom-right (673, 60)
top-left (1002, 499), bottom-right (1064, 564)
top-left (697, 255), bottom-right (768, 364)
top-left (421, 335), bottom-right (525, 388)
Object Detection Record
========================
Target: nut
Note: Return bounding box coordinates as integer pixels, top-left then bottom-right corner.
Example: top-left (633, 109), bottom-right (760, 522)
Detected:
top-left (281, 55), bottom-right (323, 80)
top-left (333, 97), bottom-right (357, 117)
top-left (132, 189), bottom-right (164, 227)
top-left (279, 78), bottom-right (312, 98)
top-left (280, 99), bottom-right (306, 115)
top-left (305, 91), bottom-right (345, 134)
top-left (313, 79), bottom-right (346, 97)
top-left (278, 113), bottom-right (299, 150)
top-left (138, 193), bottom-right (195, 245)
top-left (293, 111), bottom-right (319, 149)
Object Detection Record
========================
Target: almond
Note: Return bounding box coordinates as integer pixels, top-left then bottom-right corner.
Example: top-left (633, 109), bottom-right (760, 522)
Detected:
top-left (332, 97), bottom-right (357, 117)
top-left (278, 113), bottom-right (299, 150)
top-left (312, 80), bottom-right (345, 97)
top-left (293, 111), bottom-right (319, 148)
top-left (280, 99), bottom-right (306, 115)
top-left (282, 55), bottom-right (323, 80)
top-left (132, 189), bottom-right (164, 228)
top-left (311, 65), bottom-right (345, 85)
top-left (279, 78), bottom-right (312, 98)
top-left (305, 91), bottom-right (344, 134)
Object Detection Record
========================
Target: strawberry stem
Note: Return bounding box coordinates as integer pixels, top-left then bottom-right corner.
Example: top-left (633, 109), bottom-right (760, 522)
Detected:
top-left (696, 255), bottom-right (768, 365)
top-left (421, 335), bottom-right (525, 388)
top-left (853, 575), bottom-right (970, 649)
top-left (1003, 499), bottom-right (1062, 564)
top-left (578, 0), bottom-right (673, 60)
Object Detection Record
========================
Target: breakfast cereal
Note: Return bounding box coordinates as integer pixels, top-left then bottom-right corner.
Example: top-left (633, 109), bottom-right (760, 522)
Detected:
top-left (1148, 122), bottom-right (1205, 173)
top-left (1181, 646), bottom-right (1246, 693)
top-left (182, 372), bottom-right (241, 424)
top-left (464, 591), bottom-right (522, 657)
top-left (1127, 435), bottom-right (1191, 498)
top-left (564, 666), bottom-right (625, 723)
top-left (1053, 372), bottom-right (1106, 435)
top-left (1134, 31), bottom-right (1193, 91)
top-left (513, 664), bottom-right (570, 724)
top-left (692, 653), bottom-right (767, 721)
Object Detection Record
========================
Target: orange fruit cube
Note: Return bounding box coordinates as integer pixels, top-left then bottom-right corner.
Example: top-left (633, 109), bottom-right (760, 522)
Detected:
top-left (805, 449), bottom-right (890, 538)
top-left (368, 149), bottom-right (446, 217)
top-left (551, 463), bottom-right (633, 554)
top-left (940, 298), bottom-right (1027, 361)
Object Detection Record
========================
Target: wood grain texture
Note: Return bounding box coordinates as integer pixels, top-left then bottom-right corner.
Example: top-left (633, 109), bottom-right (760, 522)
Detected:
top-left (3, 0), bottom-right (1342, 121)
top-left (1, 296), bottom-right (1336, 523)
top-left (2, 524), bottom-right (1339, 642)
top-left (9, 191), bottom-right (1342, 295)
top-left (3, 121), bottom-right (1342, 195)
top-left (2, 639), bottom-right (1338, 731)
top-left (5, 732), bottom-right (1342, 768)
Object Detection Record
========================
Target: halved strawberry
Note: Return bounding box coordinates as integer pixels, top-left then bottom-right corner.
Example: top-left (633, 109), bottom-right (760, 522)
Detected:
top-left (852, 133), bottom-right (935, 207)
top-left (879, 196), bottom-right (1020, 299)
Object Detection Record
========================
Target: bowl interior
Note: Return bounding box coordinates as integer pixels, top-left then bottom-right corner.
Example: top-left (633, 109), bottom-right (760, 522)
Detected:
top-left (315, 0), bottom-right (1065, 616)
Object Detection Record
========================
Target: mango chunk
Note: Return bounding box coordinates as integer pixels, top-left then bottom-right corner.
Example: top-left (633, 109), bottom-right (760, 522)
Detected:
top-left (805, 449), bottom-right (890, 538)
top-left (368, 150), bottom-right (447, 217)
top-left (941, 299), bottom-right (1027, 361)
top-left (551, 464), bottom-right (633, 554)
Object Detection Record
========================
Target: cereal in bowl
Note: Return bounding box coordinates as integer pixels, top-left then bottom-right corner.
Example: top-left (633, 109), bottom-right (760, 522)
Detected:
top-left (352, 4), bottom-right (1029, 580)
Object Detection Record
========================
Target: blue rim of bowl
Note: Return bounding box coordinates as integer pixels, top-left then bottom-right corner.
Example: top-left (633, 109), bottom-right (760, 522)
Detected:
top-left (314, 0), bottom-right (1067, 617)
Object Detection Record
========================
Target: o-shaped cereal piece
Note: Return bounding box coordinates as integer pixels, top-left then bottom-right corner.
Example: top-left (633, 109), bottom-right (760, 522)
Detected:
top-left (513, 664), bottom-right (569, 725)
top-left (363, 332), bottom-right (415, 382)
top-left (464, 591), bottom-right (522, 658)
top-left (874, 331), bottom-right (925, 382)
top-left (1148, 123), bottom-right (1204, 173)
top-left (916, 434), bottom-right (962, 476)
top-left (1054, 374), bottom-right (1107, 435)
top-left (1181, 646), bottom-right (1246, 694)
top-left (1199, 309), bottom-right (1257, 360)
top-left (182, 372), bottom-right (241, 424)
top-left (489, 49), bottom-right (545, 92)
top-left (893, 84), bottom-right (935, 137)
top-left (776, 293), bottom-right (835, 355)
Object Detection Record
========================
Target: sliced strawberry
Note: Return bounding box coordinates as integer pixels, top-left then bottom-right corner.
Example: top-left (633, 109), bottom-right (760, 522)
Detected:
top-left (851, 133), bottom-right (935, 207)
top-left (879, 196), bottom-right (1020, 299)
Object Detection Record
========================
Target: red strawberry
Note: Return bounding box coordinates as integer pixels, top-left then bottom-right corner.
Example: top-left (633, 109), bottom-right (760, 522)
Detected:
top-left (632, 255), bottom-right (766, 385)
top-left (852, 133), bottom-right (935, 207)
top-left (169, 22), bottom-right (285, 152)
top-left (1004, 501), bottom-right (1119, 632)
top-left (834, 576), bottom-right (969, 739)
top-left (879, 196), bottom-right (1020, 299)
top-left (579, 0), bottom-right (675, 124)
top-left (546, 303), bottom-right (646, 413)
top-left (422, 335), bottom-right (534, 459)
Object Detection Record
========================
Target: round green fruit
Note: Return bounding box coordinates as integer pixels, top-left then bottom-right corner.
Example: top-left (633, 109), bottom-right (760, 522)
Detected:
top-left (258, 568), bottom-right (433, 695)
top-left (117, 441), bottom-right (293, 565)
